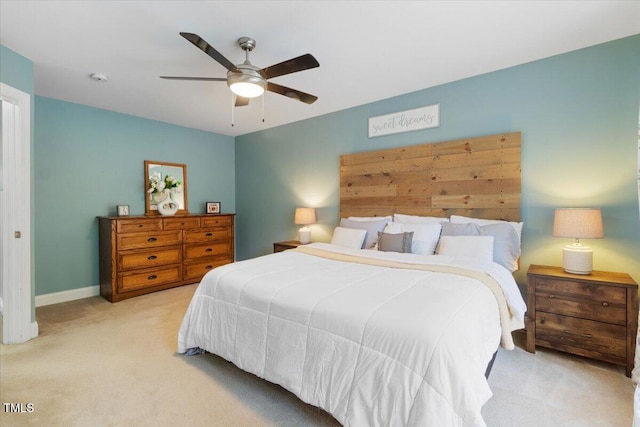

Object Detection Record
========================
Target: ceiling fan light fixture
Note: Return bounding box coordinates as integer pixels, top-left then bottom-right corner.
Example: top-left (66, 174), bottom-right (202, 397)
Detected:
top-left (229, 81), bottom-right (265, 98)
top-left (227, 68), bottom-right (266, 98)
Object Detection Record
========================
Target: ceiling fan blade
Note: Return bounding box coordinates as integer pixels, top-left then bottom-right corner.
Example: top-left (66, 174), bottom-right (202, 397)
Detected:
top-left (180, 32), bottom-right (239, 72)
top-left (267, 82), bottom-right (318, 104)
top-left (160, 76), bottom-right (227, 81)
top-left (260, 54), bottom-right (319, 80)
top-left (235, 96), bottom-right (250, 107)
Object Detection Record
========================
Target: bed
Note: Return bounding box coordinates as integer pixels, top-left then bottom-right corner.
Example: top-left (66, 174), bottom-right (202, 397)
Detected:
top-left (178, 132), bottom-right (526, 426)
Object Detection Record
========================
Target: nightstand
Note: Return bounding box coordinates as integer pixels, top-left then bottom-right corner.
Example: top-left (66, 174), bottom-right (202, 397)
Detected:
top-left (526, 264), bottom-right (638, 377)
top-left (273, 240), bottom-right (302, 253)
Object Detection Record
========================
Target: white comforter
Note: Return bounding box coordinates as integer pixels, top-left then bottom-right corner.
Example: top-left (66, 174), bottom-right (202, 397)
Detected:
top-left (178, 243), bottom-right (526, 427)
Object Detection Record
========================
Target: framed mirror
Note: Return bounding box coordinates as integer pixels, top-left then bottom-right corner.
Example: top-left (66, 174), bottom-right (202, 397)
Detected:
top-left (144, 160), bottom-right (188, 215)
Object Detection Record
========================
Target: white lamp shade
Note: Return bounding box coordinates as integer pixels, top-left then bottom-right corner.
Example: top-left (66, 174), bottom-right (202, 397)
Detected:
top-left (294, 207), bottom-right (317, 225)
top-left (553, 208), bottom-right (603, 239)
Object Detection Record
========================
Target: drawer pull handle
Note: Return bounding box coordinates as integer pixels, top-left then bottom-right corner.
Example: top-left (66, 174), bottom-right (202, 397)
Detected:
top-left (138, 224), bottom-right (143, 228)
top-left (205, 248), bottom-right (213, 252)
top-left (205, 265), bottom-right (213, 270)
top-left (548, 294), bottom-right (555, 299)
top-left (147, 237), bottom-right (157, 242)
top-left (563, 329), bottom-right (592, 339)
top-left (148, 275), bottom-right (157, 280)
top-left (602, 301), bottom-right (609, 307)
top-left (205, 233), bottom-right (213, 237)
top-left (148, 255), bottom-right (157, 260)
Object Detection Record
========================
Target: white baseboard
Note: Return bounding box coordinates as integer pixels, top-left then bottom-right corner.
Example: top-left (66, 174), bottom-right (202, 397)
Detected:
top-left (35, 285), bottom-right (100, 307)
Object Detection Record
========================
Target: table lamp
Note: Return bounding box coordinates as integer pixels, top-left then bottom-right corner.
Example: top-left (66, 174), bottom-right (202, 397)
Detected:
top-left (553, 208), bottom-right (604, 274)
top-left (294, 207), bottom-right (316, 244)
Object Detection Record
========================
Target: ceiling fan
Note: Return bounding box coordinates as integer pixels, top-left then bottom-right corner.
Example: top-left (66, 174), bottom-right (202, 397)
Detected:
top-left (161, 32), bottom-right (320, 107)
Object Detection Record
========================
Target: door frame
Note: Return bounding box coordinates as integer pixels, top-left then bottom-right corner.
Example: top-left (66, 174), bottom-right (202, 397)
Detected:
top-left (1, 82), bottom-right (37, 344)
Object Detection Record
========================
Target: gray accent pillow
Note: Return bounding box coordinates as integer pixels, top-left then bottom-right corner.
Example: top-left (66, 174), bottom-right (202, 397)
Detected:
top-left (440, 222), bottom-right (521, 271)
top-left (377, 231), bottom-right (414, 253)
top-left (339, 218), bottom-right (389, 249)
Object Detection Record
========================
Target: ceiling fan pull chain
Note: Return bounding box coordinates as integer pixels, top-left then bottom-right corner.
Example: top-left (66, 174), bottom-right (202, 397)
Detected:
top-left (262, 94), bottom-right (265, 123)
top-left (231, 94), bottom-right (234, 127)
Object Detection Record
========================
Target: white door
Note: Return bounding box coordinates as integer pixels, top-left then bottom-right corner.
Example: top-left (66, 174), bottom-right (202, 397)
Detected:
top-left (0, 82), bottom-right (37, 344)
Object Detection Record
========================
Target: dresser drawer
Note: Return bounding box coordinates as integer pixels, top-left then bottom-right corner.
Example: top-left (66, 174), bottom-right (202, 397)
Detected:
top-left (117, 230), bottom-right (183, 250)
top-left (163, 217), bottom-right (200, 230)
top-left (184, 258), bottom-right (232, 281)
top-left (118, 265), bottom-right (182, 293)
top-left (117, 247), bottom-right (182, 271)
top-left (184, 227), bottom-right (231, 243)
top-left (201, 216), bottom-right (233, 227)
top-left (116, 218), bottom-right (163, 233)
top-left (536, 311), bottom-right (626, 365)
top-left (184, 242), bottom-right (231, 260)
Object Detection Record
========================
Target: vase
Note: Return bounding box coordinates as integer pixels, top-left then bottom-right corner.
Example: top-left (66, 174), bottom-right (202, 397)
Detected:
top-left (157, 190), bottom-right (179, 216)
top-left (152, 191), bottom-right (168, 203)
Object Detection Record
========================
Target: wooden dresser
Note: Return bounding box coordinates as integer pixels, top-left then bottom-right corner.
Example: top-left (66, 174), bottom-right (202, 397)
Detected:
top-left (526, 264), bottom-right (638, 376)
top-left (98, 214), bottom-right (235, 302)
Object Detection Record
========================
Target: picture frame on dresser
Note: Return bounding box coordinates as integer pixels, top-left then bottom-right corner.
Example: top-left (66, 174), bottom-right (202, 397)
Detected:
top-left (116, 205), bottom-right (129, 216)
top-left (206, 202), bottom-right (221, 214)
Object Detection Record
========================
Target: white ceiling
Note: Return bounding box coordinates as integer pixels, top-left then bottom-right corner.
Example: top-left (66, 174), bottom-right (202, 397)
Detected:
top-left (1, 1), bottom-right (639, 137)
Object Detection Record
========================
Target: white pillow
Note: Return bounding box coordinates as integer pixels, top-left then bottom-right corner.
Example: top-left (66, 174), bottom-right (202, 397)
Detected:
top-left (436, 235), bottom-right (494, 262)
top-left (440, 222), bottom-right (521, 271)
top-left (382, 222), bottom-right (442, 255)
top-left (348, 216), bottom-right (393, 223)
top-left (330, 227), bottom-right (367, 249)
top-left (393, 213), bottom-right (448, 224)
top-left (450, 215), bottom-right (523, 244)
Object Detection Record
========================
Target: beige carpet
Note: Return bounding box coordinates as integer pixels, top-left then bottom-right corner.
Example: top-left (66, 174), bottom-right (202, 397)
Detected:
top-left (0, 284), bottom-right (634, 426)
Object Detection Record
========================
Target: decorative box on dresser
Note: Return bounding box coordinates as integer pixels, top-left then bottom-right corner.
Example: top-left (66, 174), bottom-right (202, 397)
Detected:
top-left (98, 214), bottom-right (235, 302)
top-left (526, 264), bottom-right (638, 377)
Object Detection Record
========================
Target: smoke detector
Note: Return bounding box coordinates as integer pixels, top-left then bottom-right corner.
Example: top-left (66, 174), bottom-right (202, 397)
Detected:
top-left (89, 73), bottom-right (109, 82)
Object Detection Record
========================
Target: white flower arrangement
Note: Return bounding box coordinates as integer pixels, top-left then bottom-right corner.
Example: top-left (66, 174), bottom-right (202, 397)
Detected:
top-left (148, 172), bottom-right (182, 195)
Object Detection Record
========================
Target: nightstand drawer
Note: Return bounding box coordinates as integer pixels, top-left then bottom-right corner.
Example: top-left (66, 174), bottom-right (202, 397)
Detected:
top-left (536, 312), bottom-right (626, 365)
top-left (535, 278), bottom-right (626, 304)
top-left (535, 293), bottom-right (626, 326)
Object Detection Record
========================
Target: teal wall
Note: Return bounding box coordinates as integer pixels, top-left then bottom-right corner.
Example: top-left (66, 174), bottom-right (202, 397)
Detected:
top-left (3, 35), bottom-right (640, 299)
top-left (34, 97), bottom-right (235, 295)
top-left (0, 45), bottom-right (34, 93)
top-left (1, 44), bottom-right (36, 318)
top-left (236, 35), bottom-right (640, 288)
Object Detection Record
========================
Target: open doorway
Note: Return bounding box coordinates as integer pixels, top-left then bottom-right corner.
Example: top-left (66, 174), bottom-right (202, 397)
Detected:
top-left (1, 82), bottom-right (37, 344)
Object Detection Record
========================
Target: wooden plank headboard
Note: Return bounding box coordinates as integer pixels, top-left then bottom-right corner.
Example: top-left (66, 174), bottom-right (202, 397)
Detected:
top-left (340, 132), bottom-right (521, 221)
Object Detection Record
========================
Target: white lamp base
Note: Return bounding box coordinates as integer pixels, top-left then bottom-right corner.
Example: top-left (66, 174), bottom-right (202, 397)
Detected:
top-left (298, 227), bottom-right (311, 244)
top-left (562, 244), bottom-right (593, 274)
